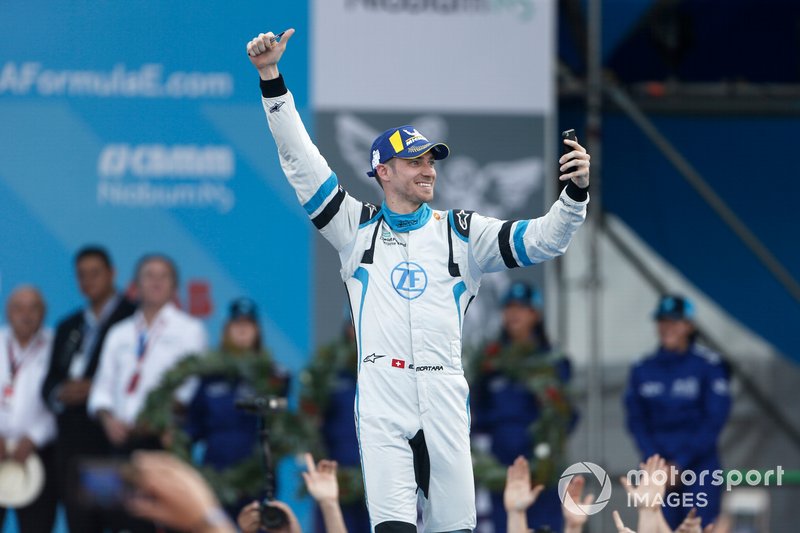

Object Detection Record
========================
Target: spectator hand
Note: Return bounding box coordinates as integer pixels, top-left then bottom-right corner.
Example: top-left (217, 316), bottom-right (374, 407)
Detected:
top-left (620, 454), bottom-right (668, 508)
top-left (236, 500), bottom-right (302, 533)
top-left (58, 379), bottom-right (92, 405)
top-left (563, 475), bottom-right (596, 530)
top-left (503, 455), bottom-right (544, 513)
top-left (100, 412), bottom-right (131, 446)
top-left (126, 451), bottom-right (233, 532)
top-left (237, 501), bottom-right (261, 533)
top-left (11, 437), bottom-right (35, 464)
top-left (675, 508), bottom-right (714, 533)
top-left (613, 510), bottom-right (637, 533)
top-left (263, 501), bottom-right (302, 533)
top-left (302, 452), bottom-right (339, 504)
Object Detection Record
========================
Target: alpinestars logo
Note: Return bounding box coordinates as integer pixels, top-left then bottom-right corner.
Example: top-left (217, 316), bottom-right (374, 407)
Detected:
top-left (456, 209), bottom-right (470, 230)
top-left (269, 101), bottom-right (286, 113)
top-left (363, 353), bottom-right (387, 364)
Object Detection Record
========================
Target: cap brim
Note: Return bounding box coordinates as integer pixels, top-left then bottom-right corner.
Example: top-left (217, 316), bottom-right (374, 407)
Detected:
top-left (396, 142), bottom-right (450, 161)
top-left (367, 143), bottom-right (449, 176)
top-left (230, 314), bottom-right (258, 322)
top-left (653, 312), bottom-right (689, 321)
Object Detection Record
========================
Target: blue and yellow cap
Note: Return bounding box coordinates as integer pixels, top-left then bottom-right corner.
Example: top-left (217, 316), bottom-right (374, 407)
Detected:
top-left (653, 294), bottom-right (695, 321)
top-left (366, 125), bottom-right (450, 177)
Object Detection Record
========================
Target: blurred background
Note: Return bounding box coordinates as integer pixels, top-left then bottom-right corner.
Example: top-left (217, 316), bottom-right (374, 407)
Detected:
top-left (1, 0), bottom-right (799, 531)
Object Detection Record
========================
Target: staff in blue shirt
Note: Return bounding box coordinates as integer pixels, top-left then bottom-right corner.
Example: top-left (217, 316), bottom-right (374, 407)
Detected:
top-left (471, 282), bottom-right (575, 533)
top-left (624, 295), bottom-right (731, 529)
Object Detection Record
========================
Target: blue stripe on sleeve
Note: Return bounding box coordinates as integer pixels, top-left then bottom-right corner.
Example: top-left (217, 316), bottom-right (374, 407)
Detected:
top-left (302, 173), bottom-right (338, 215)
top-left (513, 220), bottom-right (534, 267)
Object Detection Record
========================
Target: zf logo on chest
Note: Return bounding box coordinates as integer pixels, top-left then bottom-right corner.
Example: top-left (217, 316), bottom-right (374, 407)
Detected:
top-left (391, 262), bottom-right (428, 300)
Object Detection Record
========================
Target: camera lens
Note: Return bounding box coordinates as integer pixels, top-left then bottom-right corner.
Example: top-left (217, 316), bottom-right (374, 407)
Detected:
top-left (260, 501), bottom-right (289, 529)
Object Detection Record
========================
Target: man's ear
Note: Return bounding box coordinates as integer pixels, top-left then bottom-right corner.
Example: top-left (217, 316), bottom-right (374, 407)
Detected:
top-left (376, 163), bottom-right (390, 183)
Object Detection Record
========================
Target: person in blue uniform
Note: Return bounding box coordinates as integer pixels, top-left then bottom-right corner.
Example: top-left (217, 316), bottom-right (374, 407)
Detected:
top-left (184, 298), bottom-right (289, 520)
top-left (471, 282), bottom-right (575, 533)
top-left (300, 314), bottom-right (369, 533)
top-left (624, 295), bottom-right (731, 529)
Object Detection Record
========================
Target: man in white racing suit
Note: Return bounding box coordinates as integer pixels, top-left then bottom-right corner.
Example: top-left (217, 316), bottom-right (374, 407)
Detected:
top-left (246, 29), bottom-right (591, 533)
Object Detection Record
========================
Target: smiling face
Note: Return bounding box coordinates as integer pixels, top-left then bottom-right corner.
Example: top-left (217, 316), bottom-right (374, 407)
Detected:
top-left (377, 151), bottom-right (437, 213)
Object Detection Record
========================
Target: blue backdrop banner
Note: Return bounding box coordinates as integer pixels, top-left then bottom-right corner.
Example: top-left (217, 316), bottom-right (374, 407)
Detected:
top-left (0, 1), bottom-right (312, 369)
top-left (1, 2), bottom-right (313, 531)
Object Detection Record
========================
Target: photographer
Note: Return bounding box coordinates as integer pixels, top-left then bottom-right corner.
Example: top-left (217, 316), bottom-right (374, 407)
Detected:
top-left (182, 298), bottom-right (289, 518)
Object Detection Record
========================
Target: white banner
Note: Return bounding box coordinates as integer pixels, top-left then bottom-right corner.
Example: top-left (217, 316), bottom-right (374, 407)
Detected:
top-left (313, 0), bottom-right (554, 113)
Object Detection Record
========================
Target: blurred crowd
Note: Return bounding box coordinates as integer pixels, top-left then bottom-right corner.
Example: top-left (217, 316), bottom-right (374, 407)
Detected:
top-left (0, 245), bottom-right (733, 533)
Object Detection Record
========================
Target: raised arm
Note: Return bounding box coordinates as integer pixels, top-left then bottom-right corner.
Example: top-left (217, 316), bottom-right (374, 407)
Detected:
top-left (466, 138), bottom-right (590, 276)
top-left (246, 29), bottom-right (364, 255)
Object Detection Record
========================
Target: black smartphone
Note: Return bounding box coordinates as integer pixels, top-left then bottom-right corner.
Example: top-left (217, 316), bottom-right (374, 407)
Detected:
top-left (561, 129), bottom-right (577, 155)
top-left (71, 458), bottom-right (136, 510)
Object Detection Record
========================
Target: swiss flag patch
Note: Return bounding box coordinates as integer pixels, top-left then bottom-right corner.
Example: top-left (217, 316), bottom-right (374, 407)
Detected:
top-left (391, 359), bottom-right (405, 369)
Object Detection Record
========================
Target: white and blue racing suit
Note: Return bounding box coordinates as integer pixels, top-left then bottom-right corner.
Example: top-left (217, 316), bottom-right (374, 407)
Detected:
top-left (260, 75), bottom-right (588, 532)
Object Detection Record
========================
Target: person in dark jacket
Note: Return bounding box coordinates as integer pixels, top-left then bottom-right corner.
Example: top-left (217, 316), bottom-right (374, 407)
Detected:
top-left (41, 246), bottom-right (136, 533)
top-left (471, 281), bottom-right (575, 533)
top-left (624, 294), bottom-right (732, 529)
top-left (183, 297), bottom-right (289, 520)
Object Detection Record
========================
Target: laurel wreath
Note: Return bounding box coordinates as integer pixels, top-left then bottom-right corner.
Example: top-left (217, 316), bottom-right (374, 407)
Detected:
top-left (468, 342), bottom-right (575, 491)
top-left (138, 351), bottom-right (317, 506)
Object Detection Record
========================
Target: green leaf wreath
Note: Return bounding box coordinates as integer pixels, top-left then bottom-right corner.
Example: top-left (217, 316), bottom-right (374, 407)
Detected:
top-left (137, 351), bottom-right (317, 506)
top-left (469, 342), bottom-right (575, 491)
